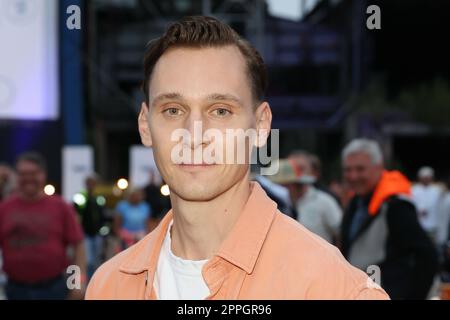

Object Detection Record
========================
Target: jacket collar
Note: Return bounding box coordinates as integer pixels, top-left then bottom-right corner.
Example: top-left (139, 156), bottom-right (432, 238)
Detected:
top-left (118, 181), bottom-right (277, 275)
top-left (368, 170), bottom-right (411, 215)
top-left (118, 211), bottom-right (172, 274)
top-left (215, 182), bottom-right (277, 274)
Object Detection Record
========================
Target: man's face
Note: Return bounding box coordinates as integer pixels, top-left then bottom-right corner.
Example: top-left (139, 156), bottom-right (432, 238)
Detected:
top-left (86, 177), bottom-right (97, 193)
top-left (139, 46), bottom-right (271, 201)
top-left (419, 176), bottom-right (432, 186)
top-left (290, 155), bottom-right (313, 176)
top-left (16, 160), bottom-right (46, 199)
top-left (288, 155), bottom-right (312, 197)
top-left (343, 152), bottom-right (383, 196)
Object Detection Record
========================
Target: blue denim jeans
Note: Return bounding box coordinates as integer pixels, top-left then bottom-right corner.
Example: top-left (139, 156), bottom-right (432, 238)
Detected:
top-left (84, 234), bottom-right (103, 279)
top-left (6, 275), bottom-right (67, 300)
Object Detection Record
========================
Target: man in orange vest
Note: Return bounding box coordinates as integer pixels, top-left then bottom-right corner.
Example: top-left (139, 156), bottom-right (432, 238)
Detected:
top-left (341, 138), bottom-right (438, 299)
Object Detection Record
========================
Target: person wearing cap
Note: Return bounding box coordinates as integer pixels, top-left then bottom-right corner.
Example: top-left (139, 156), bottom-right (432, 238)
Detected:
top-left (340, 138), bottom-right (438, 299)
top-left (412, 166), bottom-right (443, 242)
top-left (292, 151), bottom-right (342, 206)
top-left (271, 154), bottom-right (342, 244)
top-left (292, 153), bottom-right (342, 245)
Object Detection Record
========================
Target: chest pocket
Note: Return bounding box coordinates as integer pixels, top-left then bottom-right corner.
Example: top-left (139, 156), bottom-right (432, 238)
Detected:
top-left (116, 271), bottom-right (148, 299)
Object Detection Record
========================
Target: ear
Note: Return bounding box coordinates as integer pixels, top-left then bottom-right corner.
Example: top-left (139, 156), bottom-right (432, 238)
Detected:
top-left (254, 101), bottom-right (272, 147)
top-left (138, 102), bottom-right (153, 147)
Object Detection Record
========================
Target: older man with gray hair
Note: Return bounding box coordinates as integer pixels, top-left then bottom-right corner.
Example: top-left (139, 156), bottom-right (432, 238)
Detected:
top-left (340, 138), bottom-right (438, 299)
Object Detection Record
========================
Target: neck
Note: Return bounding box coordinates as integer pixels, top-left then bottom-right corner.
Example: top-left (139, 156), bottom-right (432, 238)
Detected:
top-left (170, 174), bottom-right (251, 261)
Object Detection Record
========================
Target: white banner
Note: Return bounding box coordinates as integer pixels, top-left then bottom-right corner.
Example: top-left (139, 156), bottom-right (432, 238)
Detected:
top-left (0, 0), bottom-right (59, 120)
top-left (62, 145), bottom-right (94, 202)
top-left (129, 146), bottom-right (161, 189)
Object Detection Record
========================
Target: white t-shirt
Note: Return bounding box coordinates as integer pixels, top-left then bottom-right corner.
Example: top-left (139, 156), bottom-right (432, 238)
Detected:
top-left (437, 192), bottom-right (450, 245)
top-left (296, 186), bottom-right (342, 243)
top-left (153, 221), bottom-right (211, 300)
top-left (412, 183), bottom-right (442, 232)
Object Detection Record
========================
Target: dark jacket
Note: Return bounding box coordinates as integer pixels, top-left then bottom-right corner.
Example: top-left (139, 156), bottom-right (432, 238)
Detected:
top-left (341, 193), bottom-right (438, 299)
top-left (74, 191), bottom-right (106, 237)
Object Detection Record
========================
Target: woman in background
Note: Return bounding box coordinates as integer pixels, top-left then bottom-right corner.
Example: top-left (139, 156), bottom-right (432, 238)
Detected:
top-left (113, 188), bottom-right (151, 250)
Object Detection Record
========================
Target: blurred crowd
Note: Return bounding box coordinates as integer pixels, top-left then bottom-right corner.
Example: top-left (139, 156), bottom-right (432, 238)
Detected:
top-left (0, 153), bottom-right (170, 300)
top-left (1, 138), bottom-right (450, 299)
top-left (254, 138), bottom-right (450, 299)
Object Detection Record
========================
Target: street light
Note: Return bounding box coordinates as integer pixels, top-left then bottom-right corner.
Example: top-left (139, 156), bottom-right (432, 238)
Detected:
top-left (117, 178), bottom-right (128, 190)
top-left (160, 184), bottom-right (170, 196)
top-left (44, 184), bottom-right (55, 196)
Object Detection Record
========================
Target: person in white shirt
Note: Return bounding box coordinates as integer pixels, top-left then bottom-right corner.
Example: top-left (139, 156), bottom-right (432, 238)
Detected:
top-left (269, 153), bottom-right (343, 244)
top-left (412, 166), bottom-right (442, 241)
top-left (297, 186), bottom-right (343, 244)
top-left (290, 152), bottom-right (343, 244)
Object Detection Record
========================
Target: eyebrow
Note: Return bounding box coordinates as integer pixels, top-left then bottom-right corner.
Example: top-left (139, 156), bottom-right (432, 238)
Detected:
top-left (151, 92), bottom-right (185, 107)
top-left (206, 93), bottom-right (243, 105)
top-left (150, 92), bottom-right (243, 107)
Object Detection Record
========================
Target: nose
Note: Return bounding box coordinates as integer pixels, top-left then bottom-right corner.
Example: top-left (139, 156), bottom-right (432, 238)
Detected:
top-left (184, 111), bottom-right (209, 150)
top-left (344, 168), bottom-right (358, 183)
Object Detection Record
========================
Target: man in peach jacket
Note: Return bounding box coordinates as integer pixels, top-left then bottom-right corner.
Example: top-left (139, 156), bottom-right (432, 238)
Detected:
top-left (86, 16), bottom-right (389, 300)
